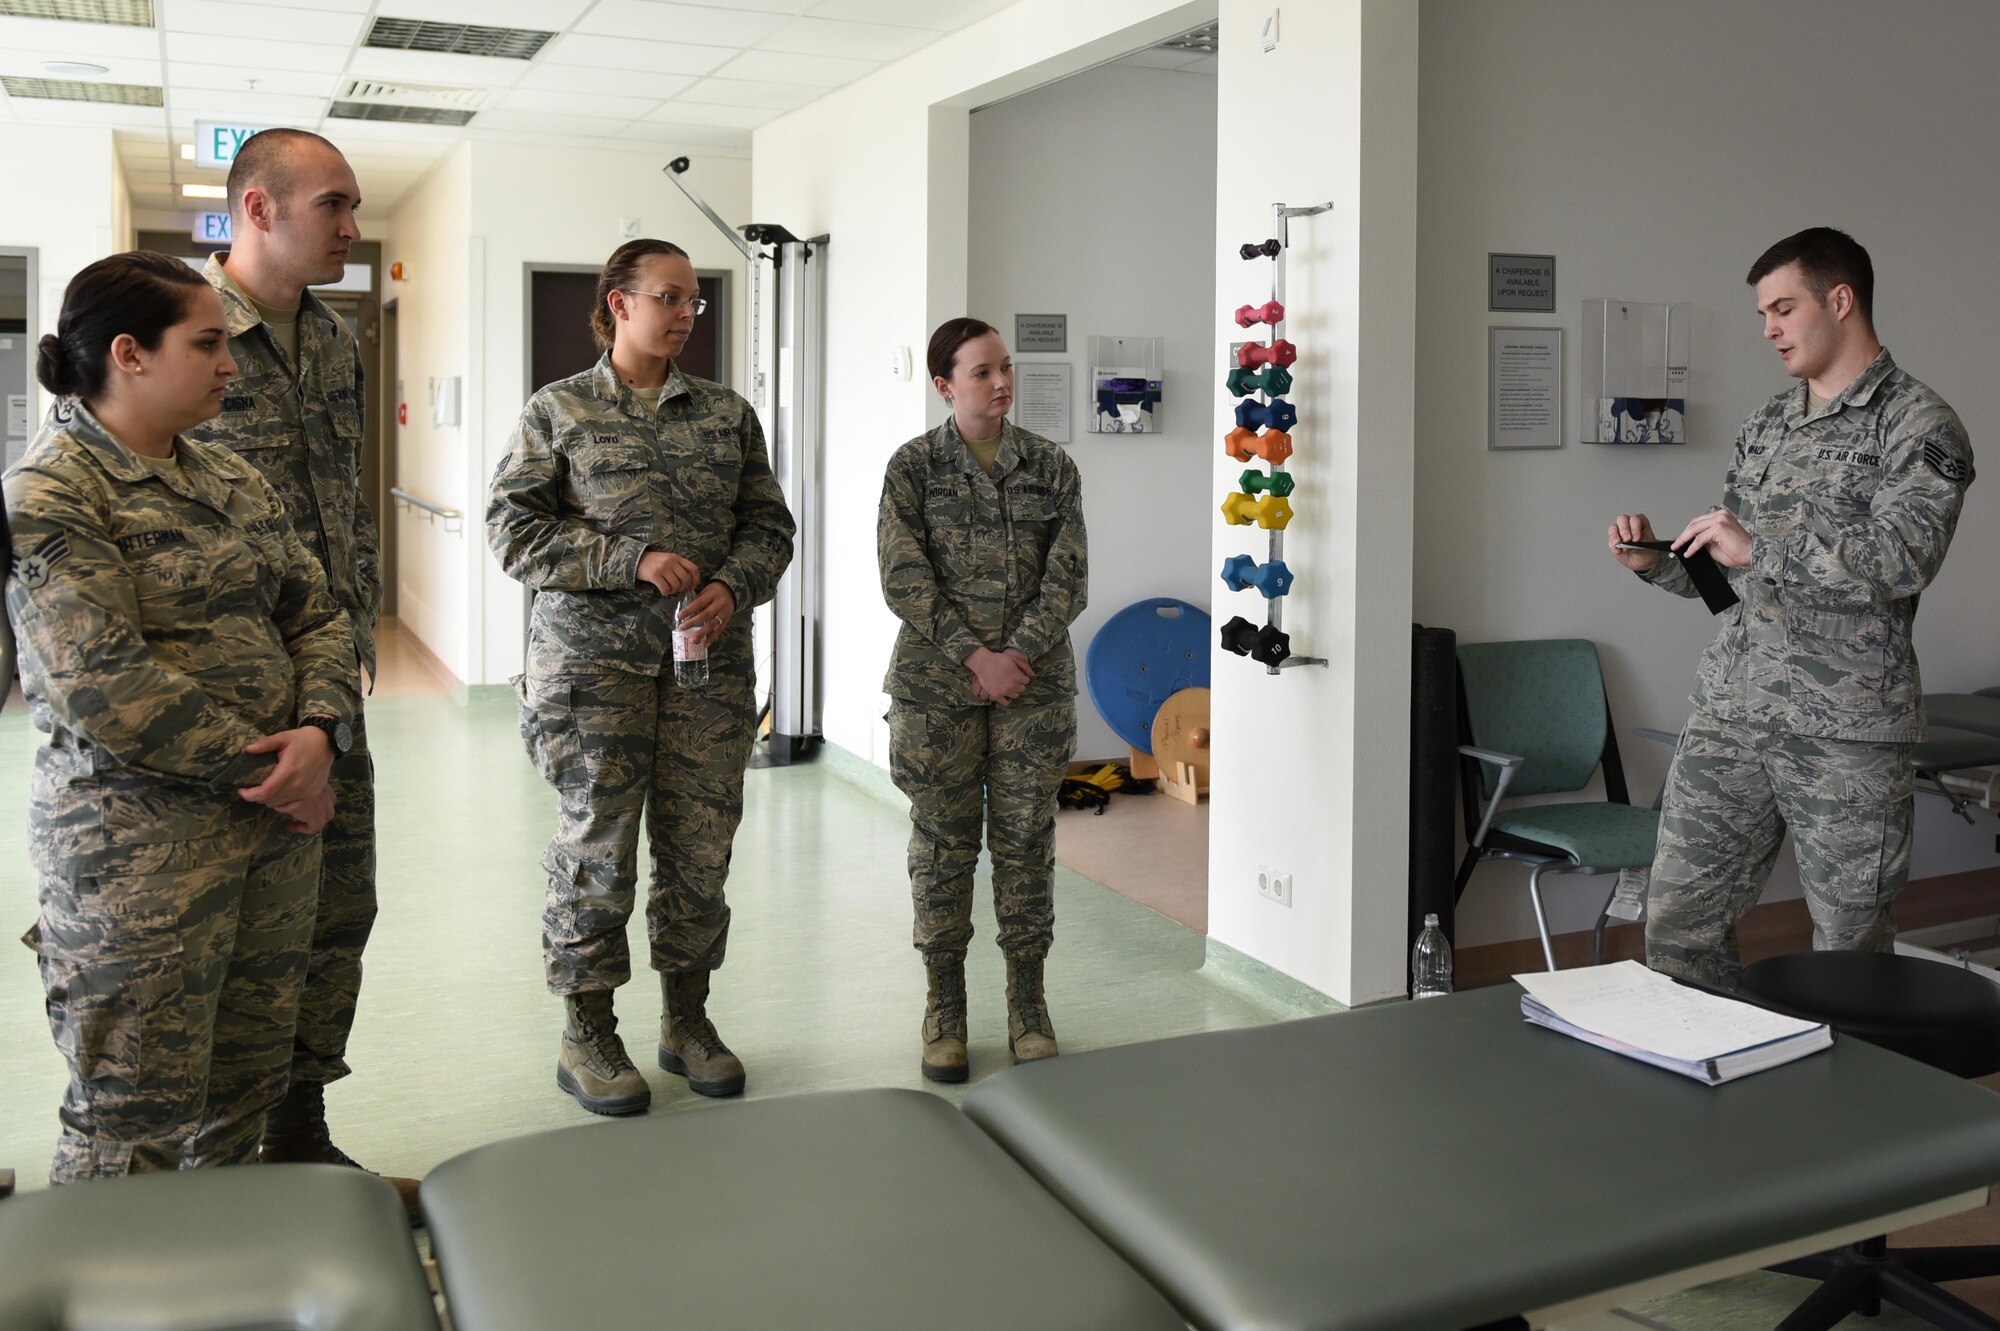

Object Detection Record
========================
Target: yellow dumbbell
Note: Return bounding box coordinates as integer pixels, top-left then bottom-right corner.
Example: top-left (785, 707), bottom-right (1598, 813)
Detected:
top-left (1219, 492), bottom-right (1294, 530)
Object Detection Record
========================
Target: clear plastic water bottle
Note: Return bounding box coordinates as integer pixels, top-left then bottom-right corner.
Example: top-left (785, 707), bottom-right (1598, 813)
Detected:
top-left (1411, 913), bottom-right (1452, 999)
top-left (672, 589), bottom-right (708, 688)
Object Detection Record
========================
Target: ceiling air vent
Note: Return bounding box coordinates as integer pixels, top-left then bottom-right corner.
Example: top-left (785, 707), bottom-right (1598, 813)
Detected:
top-left (330, 77), bottom-right (486, 126)
top-left (365, 16), bottom-right (554, 60)
top-left (0, 0), bottom-right (153, 25)
top-left (1156, 22), bottom-right (1218, 54)
top-left (1, 75), bottom-right (161, 105)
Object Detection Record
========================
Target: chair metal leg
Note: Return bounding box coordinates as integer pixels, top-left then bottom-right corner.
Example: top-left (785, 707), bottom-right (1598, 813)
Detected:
top-left (1877, 1262), bottom-right (2000, 1331)
top-left (1775, 1259), bottom-right (1877, 1331)
top-left (1896, 1244), bottom-right (2000, 1284)
top-left (1592, 885), bottom-right (1615, 966)
top-left (1526, 863), bottom-right (1558, 971)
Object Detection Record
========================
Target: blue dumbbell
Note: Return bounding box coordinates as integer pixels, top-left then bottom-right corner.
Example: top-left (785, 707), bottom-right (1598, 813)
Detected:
top-left (1234, 397), bottom-right (1299, 433)
top-left (1219, 555), bottom-right (1293, 599)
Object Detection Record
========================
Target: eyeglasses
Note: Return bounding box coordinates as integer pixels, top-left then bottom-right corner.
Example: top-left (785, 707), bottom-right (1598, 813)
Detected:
top-left (623, 289), bottom-right (708, 315)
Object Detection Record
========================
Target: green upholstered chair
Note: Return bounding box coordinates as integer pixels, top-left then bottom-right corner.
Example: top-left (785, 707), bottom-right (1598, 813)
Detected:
top-left (1454, 639), bottom-right (1662, 970)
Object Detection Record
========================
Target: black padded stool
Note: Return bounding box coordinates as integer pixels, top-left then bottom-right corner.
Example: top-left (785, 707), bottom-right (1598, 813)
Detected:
top-left (1743, 951), bottom-right (2000, 1331)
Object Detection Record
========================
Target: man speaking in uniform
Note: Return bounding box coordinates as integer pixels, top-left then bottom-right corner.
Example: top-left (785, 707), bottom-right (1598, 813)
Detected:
top-left (183, 129), bottom-right (395, 1188)
top-left (1611, 227), bottom-right (1974, 990)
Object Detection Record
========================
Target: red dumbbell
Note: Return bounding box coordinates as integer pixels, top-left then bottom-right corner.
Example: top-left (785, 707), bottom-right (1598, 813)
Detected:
top-left (1236, 339), bottom-right (1298, 370)
top-left (1234, 300), bottom-right (1285, 329)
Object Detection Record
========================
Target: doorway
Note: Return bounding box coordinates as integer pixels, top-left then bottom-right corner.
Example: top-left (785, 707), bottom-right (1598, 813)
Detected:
top-left (525, 265), bottom-right (733, 392)
top-left (0, 248), bottom-right (36, 472)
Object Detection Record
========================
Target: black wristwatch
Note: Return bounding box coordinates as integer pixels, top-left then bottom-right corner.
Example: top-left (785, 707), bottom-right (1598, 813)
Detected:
top-left (300, 714), bottom-right (353, 756)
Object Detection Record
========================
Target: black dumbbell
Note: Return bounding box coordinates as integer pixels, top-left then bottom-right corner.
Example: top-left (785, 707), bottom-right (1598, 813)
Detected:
top-left (1251, 624), bottom-right (1292, 667)
top-left (1238, 239), bottom-right (1281, 260)
top-left (1220, 615), bottom-right (1260, 657)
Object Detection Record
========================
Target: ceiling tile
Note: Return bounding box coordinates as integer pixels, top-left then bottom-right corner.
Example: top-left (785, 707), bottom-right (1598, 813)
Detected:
top-left (463, 127), bottom-right (609, 150)
top-left (0, 17), bottom-right (162, 61)
top-left (168, 61), bottom-right (342, 98)
top-left (371, 0), bottom-right (592, 28)
top-left (173, 89), bottom-right (330, 121)
top-left (540, 33), bottom-right (735, 77)
top-left (643, 100), bottom-right (778, 129)
top-left (0, 47), bottom-right (161, 85)
top-left (605, 119), bottom-right (749, 149)
top-left (802, 0), bottom-right (1014, 29)
top-left (667, 76), bottom-right (821, 109)
top-left (160, 0), bottom-right (367, 46)
top-left (470, 109), bottom-right (640, 137)
top-left (9, 101), bottom-right (165, 128)
top-left (495, 87), bottom-right (665, 119)
top-left (705, 48), bottom-right (877, 87)
top-left (757, 16), bottom-right (932, 61)
top-left (162, 33), bottom-right (354, 73)
top-left (343, 46), bottom-right (533, 87)
top-left (514, 61), bottom-right (693, 101)
top-left (573, 1), bottom-right (791, 48)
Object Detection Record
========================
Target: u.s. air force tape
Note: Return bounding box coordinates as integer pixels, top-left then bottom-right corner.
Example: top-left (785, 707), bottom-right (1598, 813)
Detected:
top-left (1924, 439), bottom-right (1971, 484)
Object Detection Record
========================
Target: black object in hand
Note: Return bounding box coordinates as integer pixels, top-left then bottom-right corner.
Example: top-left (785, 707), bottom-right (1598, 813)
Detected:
top-left (1618, 540), bottom-right (1740, 615)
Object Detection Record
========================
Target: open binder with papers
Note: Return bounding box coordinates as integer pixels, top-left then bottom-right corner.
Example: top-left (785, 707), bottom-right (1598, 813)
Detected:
top-left (1515, 960), bottom-right (1832, 1085)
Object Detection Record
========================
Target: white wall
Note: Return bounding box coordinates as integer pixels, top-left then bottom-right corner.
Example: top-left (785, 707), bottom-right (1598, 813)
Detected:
top-left (383, 143), bottom-right (474, 678)
top-left (0, 124), bottom-right (122, 441)
top-left (384, 144), bottom-right (750, 684)
top-left (1416, 0), bottom-right (2000, 948)
top-left (1204, 0), bottom-right (1418, 1005)
top-left (752, 0), bottom-right (1214, 769)
top-left (968, 62), bottom-right (1219, 759)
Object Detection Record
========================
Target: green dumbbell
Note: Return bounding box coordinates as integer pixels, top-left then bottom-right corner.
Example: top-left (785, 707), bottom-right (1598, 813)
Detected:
top-left (1224, 364), bottom-right (1296, 398)
top-left (1239, 468), bottom-right (1296, 498)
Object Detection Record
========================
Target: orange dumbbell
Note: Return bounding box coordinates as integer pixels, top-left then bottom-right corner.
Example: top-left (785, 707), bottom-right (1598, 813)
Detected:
top-left (1223, 427), bottom-right (1294, 465)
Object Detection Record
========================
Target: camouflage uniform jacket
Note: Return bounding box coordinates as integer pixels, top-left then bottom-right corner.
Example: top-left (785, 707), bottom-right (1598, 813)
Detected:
top-left (184, 253), bottom-right (380, 681)
top-left (3, 401), bottom-right (358, 869)
top-left (1645, 349), bottom-right (1973, 742)
top-left (486, 354), bottom-right (796, 678)
top-left (877, 419), bottom-right (1087, 707)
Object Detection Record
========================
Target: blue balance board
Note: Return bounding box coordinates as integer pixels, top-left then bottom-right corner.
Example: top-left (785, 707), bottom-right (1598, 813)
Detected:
top-left (1085, 598), bottom-right (1211, 754)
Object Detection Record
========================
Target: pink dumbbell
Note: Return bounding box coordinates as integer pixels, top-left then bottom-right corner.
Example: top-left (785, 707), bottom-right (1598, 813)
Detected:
top-left (1234, 300), bottom-right (1285, 329)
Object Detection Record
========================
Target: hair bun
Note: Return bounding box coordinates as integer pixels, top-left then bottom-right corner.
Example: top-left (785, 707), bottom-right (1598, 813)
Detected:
top-left (35, 333), bottom-right (73, 396)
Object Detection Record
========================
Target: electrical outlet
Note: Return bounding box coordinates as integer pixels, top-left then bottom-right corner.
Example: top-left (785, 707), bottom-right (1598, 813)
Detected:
top-left (1257, 864), bottom-right (1294, 908)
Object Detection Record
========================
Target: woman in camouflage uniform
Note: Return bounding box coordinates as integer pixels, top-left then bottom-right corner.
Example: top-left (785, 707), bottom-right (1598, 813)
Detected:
top-left (488, 239), bottom-right (794, 1116)
top-left (877, 318), bottom-right (1088, 1083)
top-left (4, 253), bottom-right (357, 1182)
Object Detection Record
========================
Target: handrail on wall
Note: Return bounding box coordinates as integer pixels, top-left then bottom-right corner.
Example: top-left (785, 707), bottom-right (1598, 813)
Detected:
top-left (390, 486), bottom-right (463, 533)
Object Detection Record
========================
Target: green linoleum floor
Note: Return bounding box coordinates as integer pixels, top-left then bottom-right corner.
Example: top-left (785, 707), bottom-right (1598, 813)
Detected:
top-left (0, 691), bottom-right (1324, 1185)
top-left (0, 694), bottom-right (1929, 1331)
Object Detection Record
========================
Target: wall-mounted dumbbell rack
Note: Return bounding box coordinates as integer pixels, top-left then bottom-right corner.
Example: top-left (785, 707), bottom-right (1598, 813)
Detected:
top-left (1220, 199), bottom-right (1333, 675)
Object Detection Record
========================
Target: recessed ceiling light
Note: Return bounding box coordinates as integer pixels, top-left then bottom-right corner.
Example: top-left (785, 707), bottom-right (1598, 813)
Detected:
top-left (179, 143), bottom-right (194, 160)
top-left (41, 60), bottom-right (109, 76)
top-left (181, 183), bottom-right (227, 199)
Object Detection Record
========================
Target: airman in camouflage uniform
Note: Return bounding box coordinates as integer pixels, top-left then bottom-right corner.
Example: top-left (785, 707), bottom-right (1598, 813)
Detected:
top-left (488, 351), bottom-right (794, 1112)
top-left (878, 415), bottom-right (1086, 1078)
top-left (5, 400), bottom-right (357, 1182)
top-left (182, 252), bottom-right (384, 1159)
top-left (1632, 343), bottom-right (1972, 989)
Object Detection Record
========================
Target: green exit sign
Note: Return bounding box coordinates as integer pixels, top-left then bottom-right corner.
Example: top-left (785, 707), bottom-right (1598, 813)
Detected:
top-left (194, 121), bottom-right (270, 170)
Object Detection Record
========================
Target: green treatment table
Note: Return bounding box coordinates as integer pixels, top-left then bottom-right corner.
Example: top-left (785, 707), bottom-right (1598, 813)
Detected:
top-left (964, 983), bottom-right (2000, 1331)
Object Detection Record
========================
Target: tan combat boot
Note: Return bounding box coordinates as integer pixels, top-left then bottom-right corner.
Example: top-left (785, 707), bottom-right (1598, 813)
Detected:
top-left (920, 956), bottom-right (969, 1083)
top-left (556, 991), bottom-right (651, 1116)
top-left (261, 1079), bottom-right (424, 1221)
top-left (1005, 955), bottom-right (1059, 1064)
top-left (659, 971), bottom-right (746, 1097)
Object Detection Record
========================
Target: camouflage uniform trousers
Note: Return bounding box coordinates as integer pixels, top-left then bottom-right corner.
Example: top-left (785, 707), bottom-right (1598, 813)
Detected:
top-left (886, 697), bottom-right (1077, 961)
top-left (26, 809), bottom-right (319, 1183)
top-left (515, 668), bottom-right (756, 992)
top-left (1646, 709), bottom-right (1914, 991)
top-left (291, 712), bottom-right (376, 1087)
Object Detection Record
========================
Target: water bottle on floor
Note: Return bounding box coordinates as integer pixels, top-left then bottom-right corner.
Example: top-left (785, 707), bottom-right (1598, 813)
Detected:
top-left (673, 589), bottom-right (709, 688)
top-left (1411, 913), bottom-right (1452, 999)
